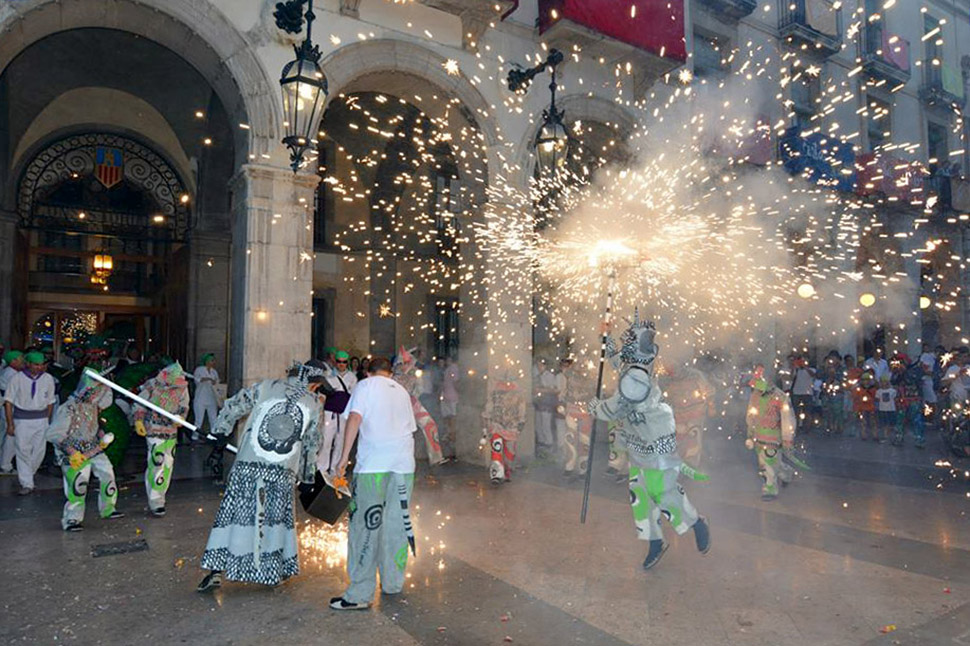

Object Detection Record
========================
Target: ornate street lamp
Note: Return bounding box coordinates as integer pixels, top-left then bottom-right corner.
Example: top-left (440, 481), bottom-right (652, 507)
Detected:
top-left (275, 0), bottom-right (328, 172)
top-left (507, 49), bottom-right (569, 179)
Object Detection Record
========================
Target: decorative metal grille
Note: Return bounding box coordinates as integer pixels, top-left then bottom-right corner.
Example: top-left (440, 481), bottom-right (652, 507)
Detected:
top-left (18, 133), bottom-right (190, 241)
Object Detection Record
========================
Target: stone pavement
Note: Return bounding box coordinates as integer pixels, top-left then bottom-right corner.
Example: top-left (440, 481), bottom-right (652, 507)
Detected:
top-left (0, 429), bottom-right (967, 645)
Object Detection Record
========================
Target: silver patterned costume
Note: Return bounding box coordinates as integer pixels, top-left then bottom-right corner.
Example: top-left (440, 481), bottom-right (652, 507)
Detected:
top-left (200, 372), bottom-right (324, 586)
top-left (589, 311), bottom-right (710, 569)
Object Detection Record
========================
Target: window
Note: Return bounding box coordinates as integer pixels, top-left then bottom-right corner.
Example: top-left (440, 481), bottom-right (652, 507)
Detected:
top-left (922, 14), bottom-right (942, 88)
top-left (693, 32), bottom-right (726, 79)
top-left (791, 73), bottom-right (820, 128)
top-left (311, 294), bottom-right (334, 361)
top-left (432, 173), bottom-right (460, 259)
top-left (927, 122), bottom-right (948, 164)
top-left (431, 298), bottom-right (459, 360)
top-left (867, 96), bottom-right (891, 149)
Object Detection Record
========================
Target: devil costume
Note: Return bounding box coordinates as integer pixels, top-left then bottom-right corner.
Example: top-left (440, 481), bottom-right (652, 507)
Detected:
top-left (589, 311), bottom-right (710, 570)
top-left (45, 374), bottom-right (123, 531)
top-left (133, 362), bottom-right (190, 516)
top-left (745, 374), bottom-right (796, 500)
top-left (199, 362), bottom-right (325, 588)
top-left (481, 379), bottom-right (526, 484)
top-left (393, 347), bottom-right (445, 465)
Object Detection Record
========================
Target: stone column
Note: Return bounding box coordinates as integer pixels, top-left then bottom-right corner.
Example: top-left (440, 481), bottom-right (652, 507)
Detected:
top-left (0, 210), bottom-right (17, 345)
top-left (186, 231), bottom-right (231, 377)
top-left (456, 143), bottom-right (535, 461)
top-left (228, 164), bottom-right (319, 390)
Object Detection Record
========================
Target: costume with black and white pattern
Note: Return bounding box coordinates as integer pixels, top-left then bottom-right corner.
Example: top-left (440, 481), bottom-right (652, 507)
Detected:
top-left (200, 376), bottom-right (323, 586)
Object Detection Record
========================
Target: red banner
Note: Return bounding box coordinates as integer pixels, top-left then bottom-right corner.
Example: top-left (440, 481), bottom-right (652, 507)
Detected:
top-left (539, 0), bottom-right (687, 62)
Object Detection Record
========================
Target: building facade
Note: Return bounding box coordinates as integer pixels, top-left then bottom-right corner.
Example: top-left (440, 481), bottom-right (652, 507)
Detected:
top-left (1, 0), bottom-right (968, 458)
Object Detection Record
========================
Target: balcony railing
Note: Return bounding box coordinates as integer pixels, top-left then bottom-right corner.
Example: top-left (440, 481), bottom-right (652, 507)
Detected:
top-left (920, 62), bottom-right (966, 108)
top-left (778, 0), bottom-right (842, 57)
top-left (695, 0), bottom-right (757, 21)
top-left (862, 25), bottom-right (911, 85)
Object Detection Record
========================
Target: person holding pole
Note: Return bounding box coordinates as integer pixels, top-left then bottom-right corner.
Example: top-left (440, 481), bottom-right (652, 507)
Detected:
top-left (588, 311), bottom-right (710, 571)
top-left (133, 361), bottom-right (189, 517)
top-left (46, 373), bottom-right (125, 531)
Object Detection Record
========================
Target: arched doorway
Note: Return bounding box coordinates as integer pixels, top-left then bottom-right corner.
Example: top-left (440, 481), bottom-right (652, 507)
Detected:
top-left (16, 132), bottom-right (192, 360)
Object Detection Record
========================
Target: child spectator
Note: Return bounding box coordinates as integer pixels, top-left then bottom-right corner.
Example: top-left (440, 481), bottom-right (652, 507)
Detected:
top-left (852, 369), bottom-right (876, 441)
top-left (874, 374), bottom-right (896, 444)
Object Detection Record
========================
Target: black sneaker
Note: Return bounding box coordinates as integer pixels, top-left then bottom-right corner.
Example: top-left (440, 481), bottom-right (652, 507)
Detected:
top-left (150, 507), bottom-right (166, 517)
top-left (642, 540), bottom-right (668, 570)
top-left (64, 521), bottom-right (84, 533)
top-left (329, 597), bottom-right (370, 610)
top-left (106, 510), bottom-right (126, 520)
top-left (197, 571), bottom-right (222, 592)
top-left (693, 517), bottom-right (711, 554)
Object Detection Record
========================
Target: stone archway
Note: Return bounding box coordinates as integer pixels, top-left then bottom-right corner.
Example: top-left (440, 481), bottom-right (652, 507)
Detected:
top-left (0, 0), bottom-right (280, 163)
top-left (320, 39), bottom-right (500, 148)
top-left (513, 93), bottom-right (639, 182)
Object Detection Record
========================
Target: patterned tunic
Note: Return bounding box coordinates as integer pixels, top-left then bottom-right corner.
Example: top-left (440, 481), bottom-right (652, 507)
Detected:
top-left (45, 383), bottom-right (113, 465)
top-left (200, 377), bottom-right (323, 585)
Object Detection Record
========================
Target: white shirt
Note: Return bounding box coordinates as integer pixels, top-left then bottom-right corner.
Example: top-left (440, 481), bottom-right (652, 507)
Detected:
top-left (342, 375), bottom-right (416, 474)
top-left (865, 358), bottom-right (889, 380)
top-left (193, 366), bottom-right (219, 403)
top-left (333, 369), bottom-right (357, 392)
top-left (919, 352), bottom-right (937, 369)
top-left (4, 371), bottom-right (56, 412)
top-left (0, 366), bottom-right (18, 395)
top-left (875, 387), bottom-right (896, 412)
top-left (791, 368), bottom-right (814, 395)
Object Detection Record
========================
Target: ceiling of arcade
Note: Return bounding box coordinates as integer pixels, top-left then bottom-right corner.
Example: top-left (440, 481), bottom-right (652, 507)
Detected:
top-left (0, 28), bottom-right (235, 230)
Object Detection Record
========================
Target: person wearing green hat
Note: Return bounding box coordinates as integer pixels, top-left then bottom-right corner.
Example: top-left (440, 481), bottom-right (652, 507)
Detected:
top-left (192, 353), bottom-right (221, 441)
top-left (744, 365), bottom-right (796, 501)
top-left (4, 350), bottom-right (56, 494)
top-left (133, 362), bottom-right (190, 516)
top-left (0, 350), bottom-right (25, 474)
top-left (45, 373), bottom-right (125, 530)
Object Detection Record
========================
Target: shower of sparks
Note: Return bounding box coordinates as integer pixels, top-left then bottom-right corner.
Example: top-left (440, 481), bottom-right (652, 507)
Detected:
top-left (313, 0), bottom-right (967, 414)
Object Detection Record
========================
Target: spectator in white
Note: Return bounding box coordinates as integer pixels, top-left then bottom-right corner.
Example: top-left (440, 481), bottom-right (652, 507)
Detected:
top-left (440, 356), bottom-right (460, 459)
top-left (865, 347), bottom-right (890, 381)
top-left (330, 357), bottom-right (417, 611)
top-left (192, 353), bottom-right (220, 440)
top-left (316, 350), bottom-right (356, 476)
top-left (4, 351), bottom-right (56, 494)
top-left (333, 351), bottom-right (358, 391)
top-left (0, 350), bottom-right (25, 475)
top-left (790, 357), bottom-right (815, 434)
top-left (943, 348), bottom-right (970, 408)
top-left (533, 358), bottom-right (559, 458)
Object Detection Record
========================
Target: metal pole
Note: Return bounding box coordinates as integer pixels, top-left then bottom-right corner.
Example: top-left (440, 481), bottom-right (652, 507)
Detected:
top-left (580, 266), bottom-right (616, 524)
top-left (83, 368), bottom-right (197, 432)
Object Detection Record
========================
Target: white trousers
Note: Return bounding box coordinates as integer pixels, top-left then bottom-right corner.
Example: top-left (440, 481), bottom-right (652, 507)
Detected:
top-left (14, 418), bottom-right (48, 489)
top-left (193, 397), bottom-right (219, 434)
top-left (62, 453), bottom-right (118, 529)
top-left (0, 415), bottom-right (15, 470)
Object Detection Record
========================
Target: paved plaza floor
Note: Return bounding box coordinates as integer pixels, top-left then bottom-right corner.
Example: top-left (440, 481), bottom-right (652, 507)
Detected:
top-left (0, 429), bottom-right (967, 645)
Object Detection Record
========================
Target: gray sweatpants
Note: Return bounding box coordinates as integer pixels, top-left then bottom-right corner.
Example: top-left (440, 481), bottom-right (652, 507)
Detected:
top-left (343, 472), bottom-right (415, 604)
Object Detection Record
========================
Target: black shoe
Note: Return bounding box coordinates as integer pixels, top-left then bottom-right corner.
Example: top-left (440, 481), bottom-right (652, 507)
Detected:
top-left (761, 492), bottom-right (777, 501)
top-left (197, 571), bottom-right (222, 592)
top-left (693, 517), bottom-right (711, 554)
top-left (329, 596), bottom-right (370, 610)
top-left (106, 510), bottom-right (126, 520)
top-left (642, 540), bottom-right (668, 570)
top-left (64, 521), bottom-right (84, 533)
top-left (150, 507), bottom-right (166, 517)
top-left (490, 477), bottom-right (503, 486)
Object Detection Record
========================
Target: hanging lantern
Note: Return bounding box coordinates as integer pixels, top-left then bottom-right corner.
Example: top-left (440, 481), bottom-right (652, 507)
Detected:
top-left (534, 109), bottom-right (569, 177)
top-left (919, 295), bottom-right (931, 309)
top-left (796, 283), bottom-right (816, 299)
top-left (859, 292), bottom-right (876, 308)
top-left (91, 251), bottom-right (113, 287)
top-left (278, 0), bottom-right (327, 172)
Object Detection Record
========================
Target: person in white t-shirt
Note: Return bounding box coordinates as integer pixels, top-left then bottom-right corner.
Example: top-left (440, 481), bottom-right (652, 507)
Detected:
top-left (330, 357), bottom-right (417, 611)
